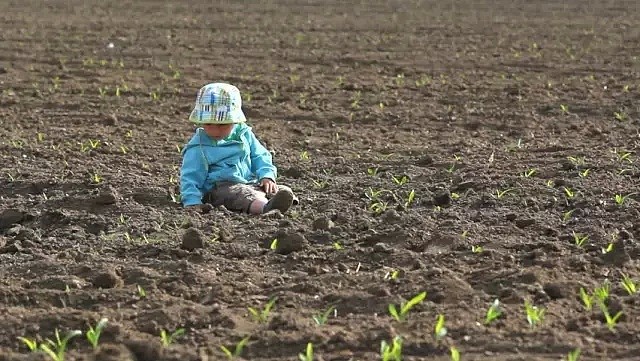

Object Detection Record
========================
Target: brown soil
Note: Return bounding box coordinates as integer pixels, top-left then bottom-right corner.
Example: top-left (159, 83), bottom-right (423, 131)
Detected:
top-left (1, 1), bottom-right (640, 360)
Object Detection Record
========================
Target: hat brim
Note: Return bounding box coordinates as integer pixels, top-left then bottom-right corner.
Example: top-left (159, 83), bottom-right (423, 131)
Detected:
top-left (189, 108), bottom-right (247, 124)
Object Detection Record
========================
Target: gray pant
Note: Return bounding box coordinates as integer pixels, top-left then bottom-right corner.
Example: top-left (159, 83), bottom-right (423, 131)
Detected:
top-left (204, 182), bottom-right (298, 213)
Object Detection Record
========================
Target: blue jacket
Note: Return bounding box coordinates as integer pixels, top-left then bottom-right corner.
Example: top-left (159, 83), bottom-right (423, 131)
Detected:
top-left (179, 124), bottom-right (277, 206)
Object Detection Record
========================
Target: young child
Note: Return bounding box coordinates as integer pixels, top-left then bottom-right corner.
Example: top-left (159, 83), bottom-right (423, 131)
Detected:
top-left (180, 82), bottom-right (298, 214)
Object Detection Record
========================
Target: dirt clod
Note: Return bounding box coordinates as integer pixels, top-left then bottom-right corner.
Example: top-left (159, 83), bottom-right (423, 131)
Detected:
top-left (272, 231), bottom-right (307, 255)
top-left (181, 227), bottom-right (204, 250)
top-left (432, 191), bottom-right (451, 207)
top-left (0, 209), bottom-right (24, 230)
top-left (312, 217), bottom-right (334, 230)
top-left (92, 270), bottom-right (123, 289)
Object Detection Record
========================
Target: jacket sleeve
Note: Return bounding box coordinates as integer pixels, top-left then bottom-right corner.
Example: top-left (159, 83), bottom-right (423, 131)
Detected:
top-left (180, 145), bottom-right (208, 206)
top-left (248, 130), bottom-right (277, 181)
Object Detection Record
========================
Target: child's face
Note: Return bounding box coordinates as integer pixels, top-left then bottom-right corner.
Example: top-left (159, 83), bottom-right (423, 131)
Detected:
top-left (203, 124), bottom-right (234, 140)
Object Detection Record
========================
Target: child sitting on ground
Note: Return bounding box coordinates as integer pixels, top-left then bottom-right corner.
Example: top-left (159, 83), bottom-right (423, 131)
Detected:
top-left (180, 82), bottom-right (298, 214)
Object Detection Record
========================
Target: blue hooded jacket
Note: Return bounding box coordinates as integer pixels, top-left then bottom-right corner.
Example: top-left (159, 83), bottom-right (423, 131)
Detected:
top-left (179, 123), bottom-right (277, 206)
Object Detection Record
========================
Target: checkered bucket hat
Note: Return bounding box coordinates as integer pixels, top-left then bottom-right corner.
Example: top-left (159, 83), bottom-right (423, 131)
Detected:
top-left (189, 83), bottom-right (247, 124)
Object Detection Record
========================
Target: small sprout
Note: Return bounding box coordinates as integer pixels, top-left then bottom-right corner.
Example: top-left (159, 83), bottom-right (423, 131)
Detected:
top-left (176, 144), bottom-right (182, 153)
top-left (563, 187), bottom-right (576, 199)
top-left (601, 242), bottom-right (614, 254)
top-left (434, 314), bottom-right (447, 340)
top-left (37, 132), bottom-right (45, 142)
top-left (404, 189), bottom-right (416, 208)
top-left (248, 297), bottom-right (277, 323)
top-left (92, 173), bottom-right (102, 184)
top-left (560, 104), bottom-right (569, 114)
top-left (614, 150), bottom-right (633, 163)
top-left (579, 287), bottom-right (593, 311)
top-left (546, 179), bottom-right (555, 188)
top-left (524, 300), bottom-right (545, 328)
top-left (160, 328), bottom-right (185, 347)
top-left (300, 151), bottom-right (310, 161)
top-left (392, 175), bottom-right (409, 185)
top-left (623, 85), bottom-right (630, 92)
top-left (579, 169), bottom-right (590, 178)
top-left (369, 201), bottom-right (388, 215)
top-left (40, 329), bottom-right (82, 361)
top-left (220, 336), bottom-right (250, 359)
top-left (450, 346), bottom-right (461, 361)
top-left (614, 193), bottom-right (635, 206)
top-left (388, 291), bottom-right (426, 322)
top-left (86, 318), bottom-right (108, 349)
top-left (18, 337), bottom-right (38, 352)
top-left (594, 282), bottom-right (610, 303)
top-left (572, 231), bottom-right (588, 247)
top-left (485, 299), bottom-right (502, 324)
top-left (311, 179), bottom-right (329, 189)
top-left (313, 305), bottom-right (336, 325)
top-left (620, 273), bottom-right (637, 295)
top-left (567, 156), bottom-right (585, 166)
top-left (380, 336), bottom-right (403, 361)
top-left (446, 163), bottom-right (456, 173)
top-left (522, 168), bottom-right (536, 178)
top-left (367, 167), bottom-right (379, 176)
top-left (137, 285), bottom-right (146, 298)
top-left (598, 302), bottom-right (623, 331)
top-left (562, 209), bottom-right (575, 223)
top-left (614, 111), bottom-right (627, 121)
top-left (471, 245), bottom-right (484, 254)
top-left (384, 269), bottom-right (400, 281)
top-left (269, 238), bottom-right (278, 250)
top-left (495, 188), bottom-right (513, 199)
top-left (567, 348), bottom-right (581, 361)
top-left (450, 192), bottom-right (460, 200)
top-left (298, 342), bottom-right (313, 361)
top-left (332, 242), bottom-right (343, 250)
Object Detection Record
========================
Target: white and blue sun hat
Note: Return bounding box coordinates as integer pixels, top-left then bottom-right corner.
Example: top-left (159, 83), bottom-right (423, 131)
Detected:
top-left (189, 83), bottom-right (247, 124)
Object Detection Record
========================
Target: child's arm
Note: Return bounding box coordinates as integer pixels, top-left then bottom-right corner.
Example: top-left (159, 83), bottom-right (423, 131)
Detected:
top-left (248, 131), bottom-right (277, 181)
top-left (180, 146), bottom-right (208, 207)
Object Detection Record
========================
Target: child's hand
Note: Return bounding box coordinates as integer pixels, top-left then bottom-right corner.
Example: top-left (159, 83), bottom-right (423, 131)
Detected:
top-left (260, 178), bottom-right (279, 194)
top-left (185, 204), bottom-right (213, 214)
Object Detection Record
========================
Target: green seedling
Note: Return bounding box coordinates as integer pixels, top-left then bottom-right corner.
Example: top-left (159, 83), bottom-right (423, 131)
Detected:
top-left (40, 329), bottom-right (82, 361)
top-left (367, 167), bottom-right (379, 176)
top-left (434, 314), bottom-right (447, 340)
top-left (269, 238), bottom-right (278, 250)
top-left (614, 193), bottom-right (635, 206)
top-left (563, 187), bottom-right (576, 199)
top-left (546, 179), bottom-right (555, 188)
top-left (392, 175), bottom-right (409, 185)
top-left (332, 242), bottom-right (343, 250)
top-left (388, 291), bottom-right (426, 322)
top-left (404, 189), bottom-right (416, 208)
top-left (300, 151), bottom-right (310, 161)
top-left (311, 179), bottom-right (329, 189)
top-left (160, 328), bottom-right (185, 347)
top-left (175, 144), bottom-right (182, 153)
top-left (299, 342), bottom-right (314, 361)
top-left (522, 168), bottom-right (536, 178)
top-left (451, 192), bottom-right (460, 200)
top-left (385, 270), bottom-right (400, 280)
top-left (579, 169), bottom-right (590, 178)
top-left (485, 299), bottom-right (502, 324)
top-left (471, 245), bottom-right (484, 253)
top-left (601, 242), bottom-right (614, 254)
top-left (446, 163), bottom-right (456, 173)
top-left (614, 150), bottom-right (633, 163)
top-left (137, 285), bottom-right (146, 298)
top-left (598, 302), bottom-right (623, 331)
top-left (248, 298), bottom-right (277, 323)
top-left (370, 201), bottom-right (388, 215)
top-left (579, 287), bottom-right (593, 311)
top-left (594, 283), bottom-right (610, 303)
top-left (524, 300), bottom-right (545, 328)
top-left (621, 273), bottom-right (637, 295)
top-left (614, 111), bottom-right (627, 121)
top-left (91, 173), bottom-right (102, 184)
top-left (365, 188), bottom-right (388, 200)
top-left (313, 305), bottom-right (336, 325)
top-left (86, 318), bottom-right (108, 349)
top-left (623, 84), bottom-right (630, 92)
top-left (37, 132), bottom-right (45, 142)
top-left (572, 232), bottom-right (588, 247)
top-left (495, 188), bottom-right (513, 199)
top-left (567, 156), bottom-right (585, 166)
top-left (220, 336), bottom-right (250, 359)
top-left (380, 336), bottom-right (403, 361)
top-left (562, 209), bottom-right (575, 223)
top-left (560, 104), bottom-right (569, 114)
top-left (567, 348), bottom-right (581, 361)
top-left (18, 337), bottom-right (38, 352)
top-left (450, 346), bottom-right (461, 361)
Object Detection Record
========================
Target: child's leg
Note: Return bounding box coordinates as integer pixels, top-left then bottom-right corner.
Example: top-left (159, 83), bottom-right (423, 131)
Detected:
top-left (205, 183), bottom-right (267, 214)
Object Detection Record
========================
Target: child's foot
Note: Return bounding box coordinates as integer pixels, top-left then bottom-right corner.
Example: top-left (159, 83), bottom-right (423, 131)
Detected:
top-left (263, 189), bottom-right (295, 213)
